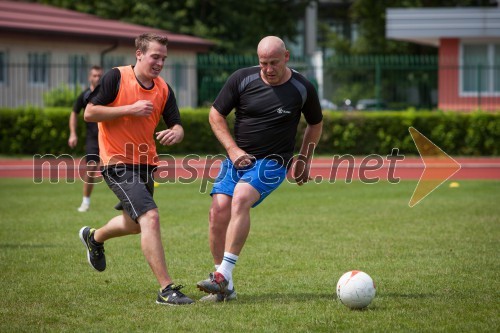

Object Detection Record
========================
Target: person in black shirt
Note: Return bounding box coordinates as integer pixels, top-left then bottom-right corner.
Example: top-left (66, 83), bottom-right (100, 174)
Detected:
top-left (68, 65), bottom-right (102, 212)
top-left (197, 36), bottom-right (323, 301)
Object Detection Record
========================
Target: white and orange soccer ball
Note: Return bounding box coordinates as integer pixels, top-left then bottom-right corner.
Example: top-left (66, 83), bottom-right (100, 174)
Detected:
top-left (336, 270), bottom-right (376, 309)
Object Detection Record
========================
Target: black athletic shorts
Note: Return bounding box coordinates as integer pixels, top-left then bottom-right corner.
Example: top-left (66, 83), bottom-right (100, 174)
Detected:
top-left (102, 164), bottom-right (157, 222)
top-left (85, 131), bottom-right (100, 163)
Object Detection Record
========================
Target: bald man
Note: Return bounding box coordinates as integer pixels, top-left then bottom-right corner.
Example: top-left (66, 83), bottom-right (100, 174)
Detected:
top-left (197, 36), bottom-right (323, 302)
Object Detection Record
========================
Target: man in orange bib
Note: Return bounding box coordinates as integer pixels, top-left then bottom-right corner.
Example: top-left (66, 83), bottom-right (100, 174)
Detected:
top-left (78, 33), bottom-right (194, 305)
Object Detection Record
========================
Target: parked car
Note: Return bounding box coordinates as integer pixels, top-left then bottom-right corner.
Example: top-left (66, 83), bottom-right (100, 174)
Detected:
top-left (320, 99), bottom-right (338, 111)
top-left (355, 99), bottom-right (387, 111)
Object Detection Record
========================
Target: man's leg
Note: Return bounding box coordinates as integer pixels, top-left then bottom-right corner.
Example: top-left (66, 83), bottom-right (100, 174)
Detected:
top-left (136, 208), bottom-right (194, 305)
top-left (224, 182), bottom-right (260, 256)
top-left (197, 183), bottom-right (259, 295)
top-left (216, 182), bottom-right (259, 286)
top-left (82, 164), bottom-right (98, 198)
top-left (136, 208), bottom-right (172, 289)
top-left (93, 212), bottom-right (141, 243)
top-left (78, 163), bottom-right (99, 212)
top-left (199, 194), bottom-right (237, 302)
top-left (80, 211), bottom-right (140, 272)
top-left (209, 194), bottom-right (232, 265)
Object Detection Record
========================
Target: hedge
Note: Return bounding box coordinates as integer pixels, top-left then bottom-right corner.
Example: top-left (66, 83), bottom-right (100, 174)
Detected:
top-left (305, 110), bottom-right (500, 156)
top-left (1, 107), bottom-right (499, 157)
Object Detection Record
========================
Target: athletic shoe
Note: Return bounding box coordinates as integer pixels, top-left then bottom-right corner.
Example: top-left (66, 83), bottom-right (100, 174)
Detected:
top-left (199, 288), bottom-right (237, 302)
top-left (77, 203), bottom-right (90, 212)
top-left (79, 226), bottom-right (106, 272)
top-left (156, 284), bottom-right (194, 305)
top-left (196, 272), bottom-right (229, 294)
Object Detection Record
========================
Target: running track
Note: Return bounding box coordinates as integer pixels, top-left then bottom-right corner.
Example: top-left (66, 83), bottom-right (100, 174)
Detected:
top-left (1, 157), bottom-right (499, 180)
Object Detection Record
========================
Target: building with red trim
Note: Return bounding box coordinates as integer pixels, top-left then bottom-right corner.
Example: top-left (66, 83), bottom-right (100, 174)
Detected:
top-left (0, 1), bottom-right (213, 108)
top-left (386, 7), bottom-right (500, 111)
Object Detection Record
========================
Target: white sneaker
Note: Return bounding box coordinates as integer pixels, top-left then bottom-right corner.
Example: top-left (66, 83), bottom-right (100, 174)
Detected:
top-left (77, 203), bottom-right (90, 212)
top-left (199, 288), bottom-right (237, 302)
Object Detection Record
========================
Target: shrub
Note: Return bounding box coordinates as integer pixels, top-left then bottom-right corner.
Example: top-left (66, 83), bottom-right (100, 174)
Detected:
top-left (43, 84), bottom-right (81, 107)
top-left (0, 107), bottom-right (499, 157)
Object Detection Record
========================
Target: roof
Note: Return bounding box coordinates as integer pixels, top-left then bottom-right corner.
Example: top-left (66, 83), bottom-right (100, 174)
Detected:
top-left (386, 7), bottom-right (500, 46)
top-left (0, 0), bottom-right (214, 52)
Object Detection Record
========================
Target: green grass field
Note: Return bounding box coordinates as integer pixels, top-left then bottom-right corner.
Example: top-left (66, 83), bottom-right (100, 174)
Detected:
top-left (0, 177), bottom-right (499, 332)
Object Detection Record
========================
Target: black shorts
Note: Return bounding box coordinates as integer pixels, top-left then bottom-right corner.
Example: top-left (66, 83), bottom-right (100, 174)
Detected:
top-left (85, 132), bottom-right (100, 163)
top-left (102, 164), bottom-right (157, 222)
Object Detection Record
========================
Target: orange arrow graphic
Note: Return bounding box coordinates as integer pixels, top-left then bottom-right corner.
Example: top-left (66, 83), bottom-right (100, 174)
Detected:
top-left (408, 127), bottom-right (461, 207)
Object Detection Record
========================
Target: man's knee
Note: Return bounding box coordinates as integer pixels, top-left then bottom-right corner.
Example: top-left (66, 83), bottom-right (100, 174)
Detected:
top-left (232, 185), bottom-right (260, 211)
top-left (210, 202), bottom-right (229, 222)
top-left (209, 196), bottom-right (231, 224)
top-left (138, 209), bottom-right (160, 231)
top-left (123, 213), bottom-right (141, 234)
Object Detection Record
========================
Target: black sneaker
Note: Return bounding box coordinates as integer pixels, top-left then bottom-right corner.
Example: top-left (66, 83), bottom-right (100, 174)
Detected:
top-left (79, 226), bottom-right (106, 272)
top-left (196, 272), bottom-right (229, 294)
top-left (156, 284), bottom-right (194, 305)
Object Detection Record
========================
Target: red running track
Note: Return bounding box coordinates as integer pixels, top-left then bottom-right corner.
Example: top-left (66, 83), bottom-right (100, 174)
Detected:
top-left (0, 157), bottom-right (499, 181)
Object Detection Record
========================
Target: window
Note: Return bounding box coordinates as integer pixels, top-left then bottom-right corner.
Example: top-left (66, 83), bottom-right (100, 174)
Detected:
top-left (0, 52), bottom-right (6, 84)
top-left (28, 53), bottom-right (49, 84)
top-left (461, 43), bottom-right (500, 95)
top-left (68, 55), bottom-right (89, 86)
top-left (103, 56), bottom-right (125, 72)
top-left (173, 62), bottom-right (187, 92)
top-left (494, 45), bottom-right (500, 92)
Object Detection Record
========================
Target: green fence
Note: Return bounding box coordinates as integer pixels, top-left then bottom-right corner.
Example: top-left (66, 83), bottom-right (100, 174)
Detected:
top-left (1, 55), bottom-right (498, 111)
top-left (197, 54), bottom-right (440, 110)
top-left (322, 55), bottom-right (439, 110)
top-left (197, 54), bottom-right (500, 111)
top-left (197, 54), bottom-right (315, 106)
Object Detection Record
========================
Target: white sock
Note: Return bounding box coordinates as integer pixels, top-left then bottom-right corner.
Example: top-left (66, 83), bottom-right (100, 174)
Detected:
top-left (217, 252), bottom-right (238, 290)
top-left (82, 197), bottom-right (90, 205)
top-left (215, 264), bottom-right (234, 290)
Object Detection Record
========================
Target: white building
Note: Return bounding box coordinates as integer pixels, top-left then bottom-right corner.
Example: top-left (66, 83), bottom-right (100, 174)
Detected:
top-left (0, 1), bottom-right (213, 108)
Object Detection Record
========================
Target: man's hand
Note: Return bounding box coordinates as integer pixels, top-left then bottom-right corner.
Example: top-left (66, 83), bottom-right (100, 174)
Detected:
top-left (156, 126), bottom-right (184, 146)
top-left (293, 155), bottom-right (312, 186)
top-left (68, 134), bottom-right (78, 149)
top-left (228, 146), bottom-right (255, 169)
top-left (131, 100), bottom-right (154, 117)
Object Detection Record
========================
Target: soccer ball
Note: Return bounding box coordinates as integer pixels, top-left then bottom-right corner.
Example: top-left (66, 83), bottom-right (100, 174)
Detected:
top-left (336, 270), bottom-right (376, 309)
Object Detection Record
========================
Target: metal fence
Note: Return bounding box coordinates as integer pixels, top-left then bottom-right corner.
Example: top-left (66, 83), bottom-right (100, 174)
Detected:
top-left (1, 55), bottom-right (499, 111)
top-left (322, 55), bottom-right (439, 110)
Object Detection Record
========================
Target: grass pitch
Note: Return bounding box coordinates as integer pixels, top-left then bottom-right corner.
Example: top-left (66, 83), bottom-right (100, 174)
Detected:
top-left (0, 177), bottom-right (498, 332)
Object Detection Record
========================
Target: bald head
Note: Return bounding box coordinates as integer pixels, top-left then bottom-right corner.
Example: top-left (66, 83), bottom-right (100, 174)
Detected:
top-left (257, 36), bottom-right (290, 86)
top-left (257, 36), bottom-right (286, 57)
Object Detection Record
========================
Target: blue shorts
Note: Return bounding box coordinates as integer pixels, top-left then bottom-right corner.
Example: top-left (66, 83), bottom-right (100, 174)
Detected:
top-left (210, 158), bottom-right (287, 207)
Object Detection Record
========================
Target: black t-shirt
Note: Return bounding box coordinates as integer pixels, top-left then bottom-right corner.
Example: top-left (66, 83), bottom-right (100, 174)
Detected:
top-left (88, 67), bottom-right (182, 128)
top-left (213, 66), bottom-right (323, 164)
top-left (73, 88), bottom-right (98, 138)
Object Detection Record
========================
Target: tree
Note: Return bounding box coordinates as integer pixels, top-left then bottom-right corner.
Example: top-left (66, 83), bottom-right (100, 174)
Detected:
top-left (35, 0), bottom-right (312, 53)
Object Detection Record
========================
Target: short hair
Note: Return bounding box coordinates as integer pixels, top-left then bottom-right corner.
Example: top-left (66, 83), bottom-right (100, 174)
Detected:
top-left (90, 65), bottom-right (102, 72)
top-left (135, 33), bottom-right (169, 53)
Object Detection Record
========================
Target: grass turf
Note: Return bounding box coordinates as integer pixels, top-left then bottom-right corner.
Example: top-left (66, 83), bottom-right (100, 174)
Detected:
top-left (0, 177), bottom-right (498, 332)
